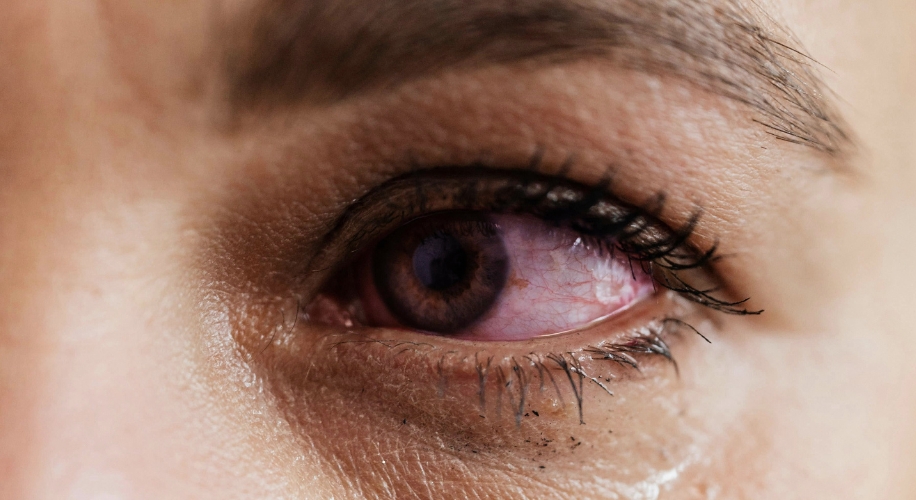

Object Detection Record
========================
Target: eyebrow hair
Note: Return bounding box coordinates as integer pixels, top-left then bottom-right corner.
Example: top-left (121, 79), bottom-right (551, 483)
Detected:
top-left (226, 0), bottom-right (851, 156)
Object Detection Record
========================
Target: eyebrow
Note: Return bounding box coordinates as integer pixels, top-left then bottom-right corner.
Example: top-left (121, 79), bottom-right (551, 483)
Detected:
top-left (226, 0), bottom-right (851, 156)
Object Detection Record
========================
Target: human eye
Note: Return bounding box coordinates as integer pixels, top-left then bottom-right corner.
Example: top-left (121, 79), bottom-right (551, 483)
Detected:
top-left (292, 162), bottom-right (756, 428)
top-left (308, 167), bottom-right (751, 346)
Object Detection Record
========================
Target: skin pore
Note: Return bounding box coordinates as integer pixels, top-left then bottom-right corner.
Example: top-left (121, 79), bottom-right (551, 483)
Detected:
top-left (1, 0), bottom-right (915, 499)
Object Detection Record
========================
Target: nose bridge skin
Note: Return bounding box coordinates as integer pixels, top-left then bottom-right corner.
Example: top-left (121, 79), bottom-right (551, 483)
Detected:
top-left (0, 3), bottom-right (342, 496)
top-left (0, 3), bottom-right (192, 495)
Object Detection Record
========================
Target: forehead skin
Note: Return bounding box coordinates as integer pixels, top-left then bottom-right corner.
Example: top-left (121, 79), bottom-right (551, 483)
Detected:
top-left (0, 0), bottom-right (915, 499)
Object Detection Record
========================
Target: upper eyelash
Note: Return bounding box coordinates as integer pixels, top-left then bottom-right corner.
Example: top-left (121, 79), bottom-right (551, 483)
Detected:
top-left (455, 168), bottom-right (759, 315)
top-left (314, 160), bottom-right (760, 317)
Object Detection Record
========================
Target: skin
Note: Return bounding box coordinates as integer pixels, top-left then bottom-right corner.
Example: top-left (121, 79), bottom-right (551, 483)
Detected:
top-left (1, 0), bottom-right (915, 498)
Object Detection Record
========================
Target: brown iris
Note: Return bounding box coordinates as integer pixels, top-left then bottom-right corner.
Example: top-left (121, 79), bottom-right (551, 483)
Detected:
top-left (372, 212), bottom-right (509, 333)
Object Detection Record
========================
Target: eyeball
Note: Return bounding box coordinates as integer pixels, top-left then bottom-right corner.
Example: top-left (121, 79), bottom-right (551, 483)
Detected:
top-left (359, 211), bottom-right (656, 340)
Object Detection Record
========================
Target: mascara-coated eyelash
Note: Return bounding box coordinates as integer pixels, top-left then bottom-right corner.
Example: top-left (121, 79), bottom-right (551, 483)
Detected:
top-left (305, 164), bottom-right (758, 337)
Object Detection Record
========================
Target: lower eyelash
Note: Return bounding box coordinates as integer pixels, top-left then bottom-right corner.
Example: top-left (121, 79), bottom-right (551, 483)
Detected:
top-left (322, 313), bottom-right (701, 426)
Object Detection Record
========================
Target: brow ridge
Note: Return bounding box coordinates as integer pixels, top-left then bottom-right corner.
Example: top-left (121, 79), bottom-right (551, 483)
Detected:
top-left (227, 0), bottom-right (851, 156)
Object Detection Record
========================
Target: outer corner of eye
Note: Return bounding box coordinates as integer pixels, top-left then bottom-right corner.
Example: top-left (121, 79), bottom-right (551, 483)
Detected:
top-left (309, 210), bottom-right (658, 341)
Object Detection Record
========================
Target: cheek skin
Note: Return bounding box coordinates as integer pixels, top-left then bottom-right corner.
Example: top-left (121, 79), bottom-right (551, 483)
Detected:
top-left (0, 181), bottom-right (314, 498)
top-left (245, 315), bottom-right (736, 498)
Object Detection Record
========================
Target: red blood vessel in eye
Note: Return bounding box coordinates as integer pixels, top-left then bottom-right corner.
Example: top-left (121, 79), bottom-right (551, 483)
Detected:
top-left (364, 211), bottom-right (657, 340)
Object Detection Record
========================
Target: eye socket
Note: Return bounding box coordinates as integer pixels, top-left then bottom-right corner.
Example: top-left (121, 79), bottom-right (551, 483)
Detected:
top-left (259, 164), bottom-right (761, 437)
top-left (360, 211), bottom-right (656, 340)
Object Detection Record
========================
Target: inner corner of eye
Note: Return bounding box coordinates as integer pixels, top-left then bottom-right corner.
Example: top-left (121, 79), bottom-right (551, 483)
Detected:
top-left (313, 211), bottom-right (656, 340)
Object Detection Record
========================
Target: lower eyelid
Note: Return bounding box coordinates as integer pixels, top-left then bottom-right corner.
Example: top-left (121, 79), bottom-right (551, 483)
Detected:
top-left (273, 292), bottom-right (693, 430)
top-left (248, 287), bottom-right (715, 486)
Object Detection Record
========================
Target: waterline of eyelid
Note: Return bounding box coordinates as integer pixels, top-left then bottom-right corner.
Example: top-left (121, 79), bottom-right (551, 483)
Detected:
top-left (478, 294), bottom-right (655, 341)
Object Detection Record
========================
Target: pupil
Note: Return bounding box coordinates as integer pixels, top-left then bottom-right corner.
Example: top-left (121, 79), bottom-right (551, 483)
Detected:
top-left (412, 232), bottom-right (468, 290)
